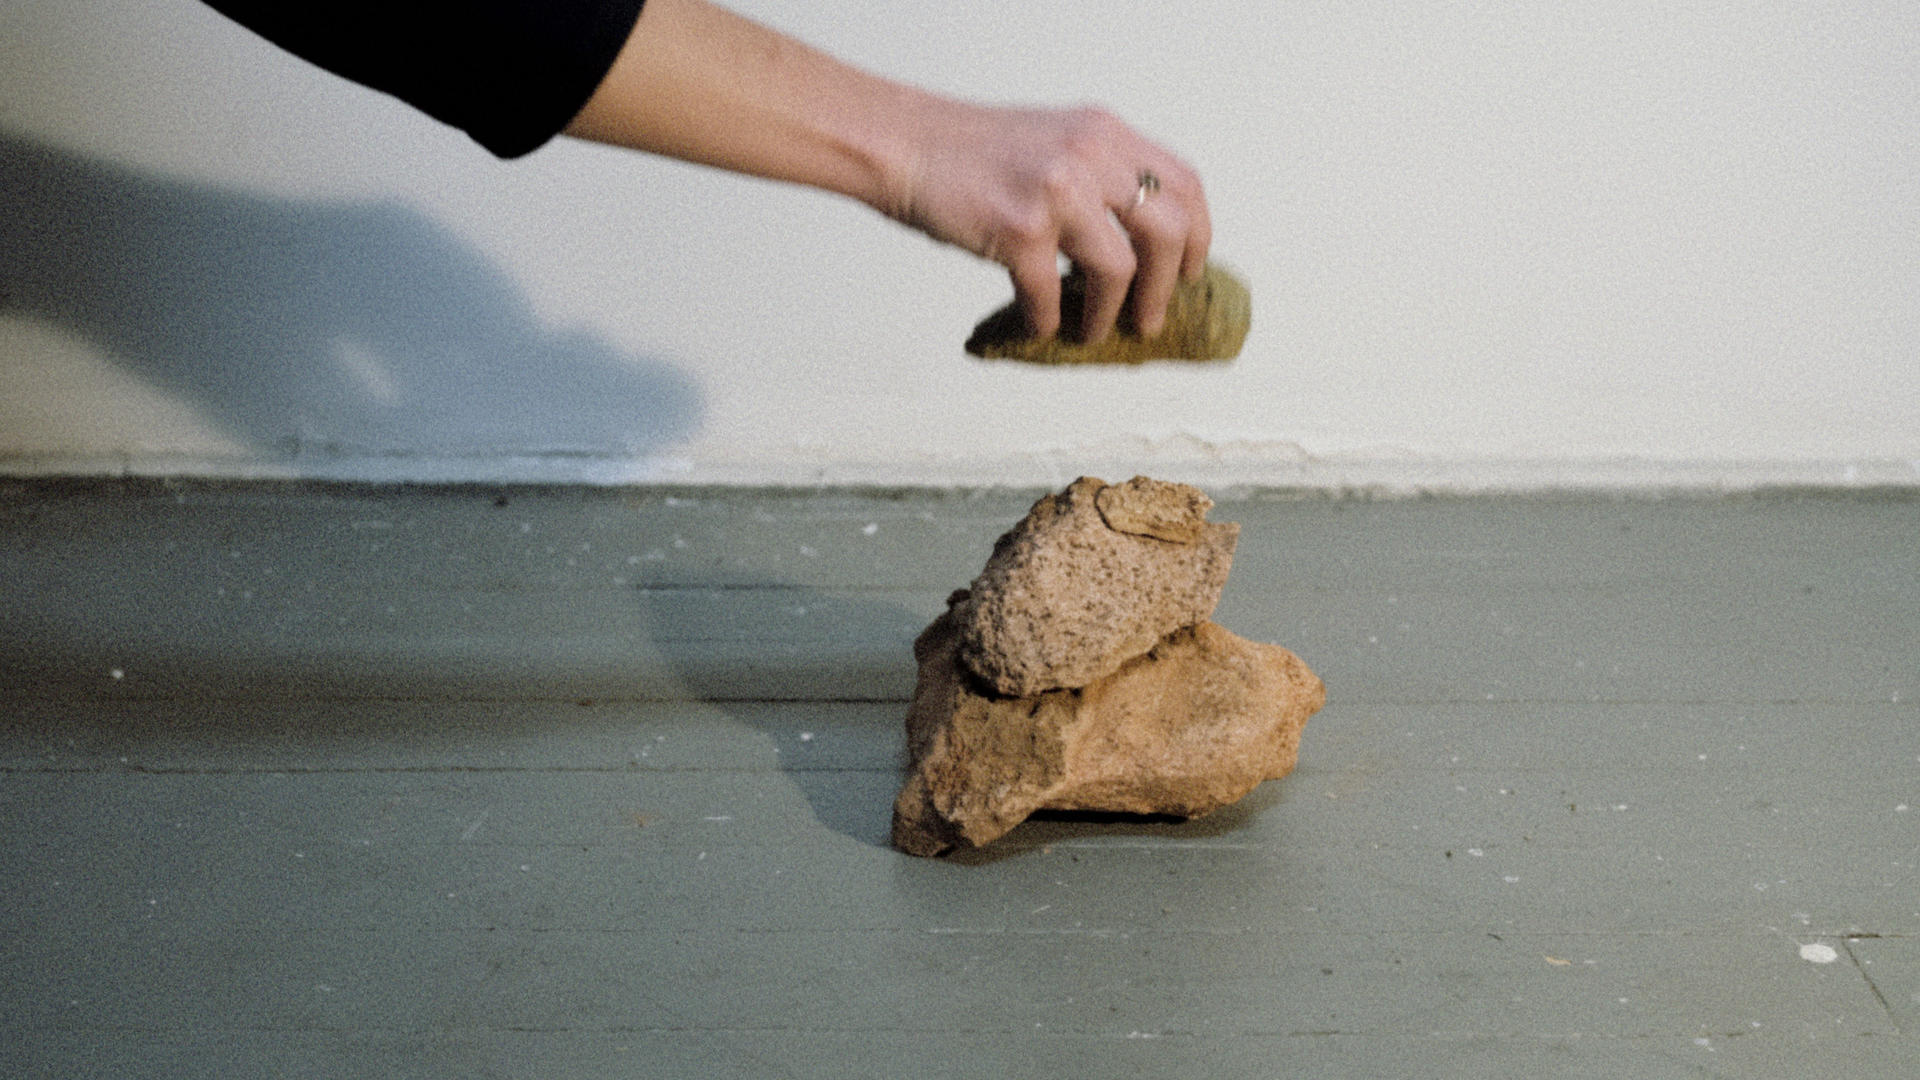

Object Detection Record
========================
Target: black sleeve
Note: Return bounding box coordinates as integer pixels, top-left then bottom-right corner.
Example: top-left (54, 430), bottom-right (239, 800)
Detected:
top-left (201, 0), bottom-right (649, 158)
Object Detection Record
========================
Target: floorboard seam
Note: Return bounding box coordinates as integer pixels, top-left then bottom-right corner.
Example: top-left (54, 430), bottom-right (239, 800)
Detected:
top-left (1842, 937), bottom-right (1903, 1034)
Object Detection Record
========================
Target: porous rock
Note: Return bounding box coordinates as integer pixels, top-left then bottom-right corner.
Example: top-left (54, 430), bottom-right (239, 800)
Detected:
top-left (1096, 475), bottom-right (1215, 543)
top-left (965, 262), bottom-right (1251, 365)
top-left (953, 477), bottom-right (1237, 698)
top-left (891, 605), bottom-right (1326, 858)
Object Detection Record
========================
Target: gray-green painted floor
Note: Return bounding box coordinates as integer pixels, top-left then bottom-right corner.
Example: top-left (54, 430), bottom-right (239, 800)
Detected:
top-left (2, 480), bottom-right (1915, 1079)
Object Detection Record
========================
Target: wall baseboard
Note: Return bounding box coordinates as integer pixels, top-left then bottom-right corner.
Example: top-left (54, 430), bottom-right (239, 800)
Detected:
top-left (4, 452), bottom-right (1917, 496)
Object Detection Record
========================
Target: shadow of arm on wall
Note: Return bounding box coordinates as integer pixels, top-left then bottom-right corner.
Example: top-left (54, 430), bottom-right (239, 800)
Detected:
top-left (0, 131), bottom-right (701, 464)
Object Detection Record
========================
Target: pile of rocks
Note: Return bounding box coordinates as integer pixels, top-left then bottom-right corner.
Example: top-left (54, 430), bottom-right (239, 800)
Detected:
top-left (891, 476), bottom-right (1325, 857)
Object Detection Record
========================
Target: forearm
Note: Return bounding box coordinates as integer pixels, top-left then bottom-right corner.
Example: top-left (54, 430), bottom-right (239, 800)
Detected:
top-left (562, 0), bottom-right (1210, 343)
top-left (563, 0), bottom-right (931, 215)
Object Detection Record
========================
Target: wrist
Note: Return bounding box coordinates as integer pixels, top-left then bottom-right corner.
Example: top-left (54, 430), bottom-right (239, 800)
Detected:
top-left (817, 78), bottom-right (949, 223)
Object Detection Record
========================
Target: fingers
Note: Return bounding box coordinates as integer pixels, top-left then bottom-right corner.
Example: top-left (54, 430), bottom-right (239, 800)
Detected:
top-left (1180, 190), bottom-right (1213, 281)
top-left (1115, 160), bottom-right (1209, 338)
top-left (899, 102), bottom-right (1210, 343)
top-left (1022, 144), bottom-right (1208, 344)
top-left (1001, 138), bottom-right (1138, 342)
top-left (1044, 114), bottom-right (1209, 343)
top-left (1119, 203), bottom-right (1185, 338)
top-left (1059, 200), bottom-right (1137, 343)
top-left (1007, 249), bottom-right (1064, 341)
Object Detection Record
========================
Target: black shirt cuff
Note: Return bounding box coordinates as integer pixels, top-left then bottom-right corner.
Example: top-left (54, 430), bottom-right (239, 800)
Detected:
top-left (203, 0), bottom-right (650, 158)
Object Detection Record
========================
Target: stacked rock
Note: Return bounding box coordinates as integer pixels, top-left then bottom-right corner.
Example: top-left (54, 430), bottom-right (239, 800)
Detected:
top-left (891, 476), bottom-right (1326, 857)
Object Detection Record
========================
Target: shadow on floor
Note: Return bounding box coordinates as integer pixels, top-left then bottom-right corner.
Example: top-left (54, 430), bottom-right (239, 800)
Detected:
top-left (0, 481), bottom-right (1298, 859)
top-left (629, 577), bottom-right (1291, 858)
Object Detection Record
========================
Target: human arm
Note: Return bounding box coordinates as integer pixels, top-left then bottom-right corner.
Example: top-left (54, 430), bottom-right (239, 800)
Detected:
top-left (564, 0), bottom-right (1211, 342)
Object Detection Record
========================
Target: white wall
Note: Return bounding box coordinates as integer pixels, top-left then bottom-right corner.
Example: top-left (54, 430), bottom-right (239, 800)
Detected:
top-left (4, 0), bottom-right (1916, 490)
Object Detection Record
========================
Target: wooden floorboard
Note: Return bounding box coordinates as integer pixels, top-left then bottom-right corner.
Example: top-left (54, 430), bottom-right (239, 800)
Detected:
top-left (1, 481), bottom-right (1915, 1077)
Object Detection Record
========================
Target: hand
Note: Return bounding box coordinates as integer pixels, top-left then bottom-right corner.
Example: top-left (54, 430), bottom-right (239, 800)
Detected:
top-left (565, 0), bottom-right (1210, 342)
top-left (885, 102), bottom-right (1211, 343)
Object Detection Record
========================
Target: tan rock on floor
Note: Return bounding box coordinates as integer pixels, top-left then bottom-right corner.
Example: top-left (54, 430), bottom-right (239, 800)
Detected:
top-left (953, 477), bottom-right (1238, 698)
top-left (892, 605), bottom-right (1326, 858)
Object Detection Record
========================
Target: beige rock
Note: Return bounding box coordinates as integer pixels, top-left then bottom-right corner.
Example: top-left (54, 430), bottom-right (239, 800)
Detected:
top-left (892, 607), bottom-right (1326, 857)
top-left (953, 477), bottom-right (1237, 698)
top-left (1096, 475), bottom-right (1214, 543)
top-left (965, 262), bottom-right (1251, 365)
